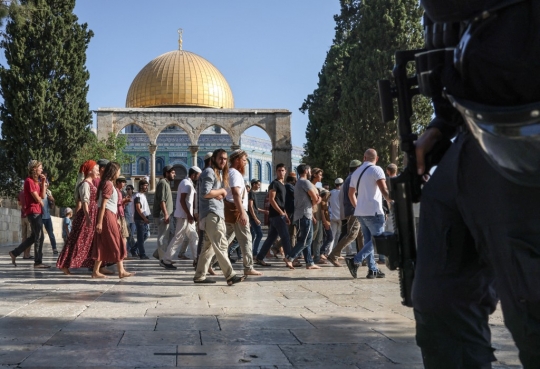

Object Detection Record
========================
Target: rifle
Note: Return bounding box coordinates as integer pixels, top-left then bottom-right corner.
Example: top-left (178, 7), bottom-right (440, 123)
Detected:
top-left (374, 50), bottom-right (451, 307)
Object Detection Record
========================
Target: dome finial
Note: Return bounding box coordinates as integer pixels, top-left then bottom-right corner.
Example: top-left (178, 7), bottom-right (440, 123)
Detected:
top-left (177, 28), bottom-right (183, 50)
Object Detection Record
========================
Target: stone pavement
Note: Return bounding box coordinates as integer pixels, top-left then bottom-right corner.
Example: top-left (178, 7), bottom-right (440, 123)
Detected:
top-left (0, 239), bottom-right (521, 368)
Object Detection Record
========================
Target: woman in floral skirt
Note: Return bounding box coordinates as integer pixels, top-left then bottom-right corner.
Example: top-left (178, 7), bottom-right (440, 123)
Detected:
top-left (56, 160), bottom-right (99, 275)
top-left (92, 162), bottom-right (134, 279)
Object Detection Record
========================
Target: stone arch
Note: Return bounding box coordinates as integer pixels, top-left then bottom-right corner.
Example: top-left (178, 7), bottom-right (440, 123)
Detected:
top-left (194, 122), bottom-right (240, 146)
top-left (113, 118), bottom-right (154, 143)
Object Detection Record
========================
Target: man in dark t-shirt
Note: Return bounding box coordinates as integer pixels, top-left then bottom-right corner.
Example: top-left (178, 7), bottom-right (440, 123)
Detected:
top-left (254, 163), bottom-right (294, 269)
top-left (248, 179), bottom-right (268, 256)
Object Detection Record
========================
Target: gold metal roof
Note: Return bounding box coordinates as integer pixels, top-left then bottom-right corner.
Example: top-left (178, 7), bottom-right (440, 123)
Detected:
top-left (126, 49), bottom-right (234, 109)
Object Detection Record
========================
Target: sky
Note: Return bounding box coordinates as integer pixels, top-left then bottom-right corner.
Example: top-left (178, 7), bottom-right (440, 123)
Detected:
top-left (71, 0), bottom-right (342, 148)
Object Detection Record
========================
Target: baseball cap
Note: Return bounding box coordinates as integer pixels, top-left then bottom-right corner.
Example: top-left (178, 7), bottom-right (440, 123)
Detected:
top-left (204, 152), bottom-right (213, 160)
top-left (335, 178), bottom-right (344, 184)
top-left (116, 176), bottom-right (126, 182)
top-left (349, 159), bottom-right (362, 168)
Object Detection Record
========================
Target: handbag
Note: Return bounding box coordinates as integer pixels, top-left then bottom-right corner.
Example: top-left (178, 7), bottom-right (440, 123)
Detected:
top-left (118, 216), bottom-right (130, 238)
top-left (224, 187), bottom-right (246, 224)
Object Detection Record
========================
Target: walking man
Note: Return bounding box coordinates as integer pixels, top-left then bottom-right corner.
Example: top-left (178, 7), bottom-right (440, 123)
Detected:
top-left (9, 160), bottom-right (48, 268)
top-left (194, 149), bottom-right (245, 285)
top-left (163, 166), bottom-right (201, 269)
top-left (328, 178), bottom-right (343, 256)
top-left (224, 149), bottom-right (262, 276)
top-left (255, 163), bottom-right (295, 269)
top-left (248, 179), bottom-right (267, 256)
top-left (345, 149), bottom-right (392, 279)
top-left (285, 164), bottom-right (321, 270)
top-left (152, 165), bottom-right (175, 262)
top-left (327, 160), bottom-right (364, 267)
top-left (133, 179), bottom-right (150, 259)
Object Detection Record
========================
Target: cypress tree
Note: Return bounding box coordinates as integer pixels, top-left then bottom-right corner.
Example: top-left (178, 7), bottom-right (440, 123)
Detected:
top-left (302, 0), bottom-right (431, 179)
top-left (0, 0), bottom-right (94, 183)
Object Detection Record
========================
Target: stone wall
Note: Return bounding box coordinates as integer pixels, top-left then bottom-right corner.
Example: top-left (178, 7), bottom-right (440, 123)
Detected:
top-left (0, 207), bottom-right (64, 247)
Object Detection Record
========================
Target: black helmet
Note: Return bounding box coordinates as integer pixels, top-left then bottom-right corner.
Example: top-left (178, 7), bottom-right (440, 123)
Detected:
top-left (448, 95), bottom-right (540, 187)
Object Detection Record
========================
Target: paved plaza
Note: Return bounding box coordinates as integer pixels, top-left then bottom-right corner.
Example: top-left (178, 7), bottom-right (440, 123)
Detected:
top-left (0, 238), bottom-right (521, 368)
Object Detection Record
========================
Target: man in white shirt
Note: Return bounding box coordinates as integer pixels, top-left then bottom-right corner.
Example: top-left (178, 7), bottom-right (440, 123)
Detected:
top-left (346, 149), bottom-right (392, 279)
top-left (224, 149), bottom-right (262, 276)
top-left (328, 178), bottom-right (343, 256)
top-left (133, 179), bottom-right (151, 259)
top-left (162, 166), bottom-right (202, 269)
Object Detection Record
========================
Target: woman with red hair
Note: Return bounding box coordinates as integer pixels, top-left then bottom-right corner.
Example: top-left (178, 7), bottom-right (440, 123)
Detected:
top-left (56, 160), bottom-right (100, 275)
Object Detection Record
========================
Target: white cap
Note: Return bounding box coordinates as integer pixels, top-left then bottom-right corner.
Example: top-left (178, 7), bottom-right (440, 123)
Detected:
top-left (190, 166), bottom-right (202, 173)
top-left (203, 152), bottom-right (213, 160)
top-left (335, 178), bottom-right (344, 184)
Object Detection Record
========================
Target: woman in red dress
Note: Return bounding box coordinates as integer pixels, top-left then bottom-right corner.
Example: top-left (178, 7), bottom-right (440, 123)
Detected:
top-left (92, 162), bottom-right (134, 279)
top-left (56, 160), bottom-right (99, 274)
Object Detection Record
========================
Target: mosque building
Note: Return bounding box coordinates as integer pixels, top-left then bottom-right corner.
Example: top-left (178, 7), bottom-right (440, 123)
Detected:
top-left (115, 31), bottom-right (303, 190)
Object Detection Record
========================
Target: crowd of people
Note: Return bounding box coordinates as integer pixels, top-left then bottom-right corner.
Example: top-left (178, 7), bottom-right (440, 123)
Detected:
top-left (7, 148), bottom-right (397, 283)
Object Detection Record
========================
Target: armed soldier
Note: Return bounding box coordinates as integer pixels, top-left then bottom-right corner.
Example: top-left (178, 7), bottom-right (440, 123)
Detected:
top-left (411, 1), bottom-right (540, 368)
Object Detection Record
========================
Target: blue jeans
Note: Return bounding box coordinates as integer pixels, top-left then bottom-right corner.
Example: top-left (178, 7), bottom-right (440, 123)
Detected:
top-left (42, 217), bottom-right (57, 250)
top-left (354, 214), bottom-right (385, 271)
top-left (286, 216), bottom-right (314, 266)
top-left (256, 215), bottom-right (291, 261)
top-left (135, 220), bottom-right (149, 257)
top-left (249, 217), bottom-right (263, 256)
top-left (127, 222), bottom-right (137, 253)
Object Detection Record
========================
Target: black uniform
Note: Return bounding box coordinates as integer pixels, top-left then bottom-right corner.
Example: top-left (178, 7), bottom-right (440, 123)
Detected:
top-left (414, 1), bottom-right (540, 368)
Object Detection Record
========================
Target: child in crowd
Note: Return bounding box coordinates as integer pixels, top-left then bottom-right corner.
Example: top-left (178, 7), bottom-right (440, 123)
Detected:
top-left (62, 208), bottom-right (73, 245)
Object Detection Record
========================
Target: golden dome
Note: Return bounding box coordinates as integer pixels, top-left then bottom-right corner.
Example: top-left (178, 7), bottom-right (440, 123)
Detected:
top-left (126, 49), bottom-right (234, 109)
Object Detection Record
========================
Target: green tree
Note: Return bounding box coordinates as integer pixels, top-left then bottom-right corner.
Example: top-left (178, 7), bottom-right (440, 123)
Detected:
top-left (0, 0), bottom-right (94, 185)
top-left (302, 0), bottom-right (431, 181)
top-left (0, 140), bottom-right (22, 198)
top-left (52, 133), bottom-right (134, 207)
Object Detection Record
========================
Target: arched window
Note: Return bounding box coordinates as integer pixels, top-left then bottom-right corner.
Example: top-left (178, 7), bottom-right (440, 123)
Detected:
top-left (254, 161), bottom-right (262, 181)
top-left (266, 163), bottom-right (272, 182)
top-left (156, 158), bottom-right (164, 175)
top-left (138, 157), bottom-right (148, 175)
top-left (245, 159), bottom-right (251, 180)
top-left (122, 163), bottom-right (131, 176)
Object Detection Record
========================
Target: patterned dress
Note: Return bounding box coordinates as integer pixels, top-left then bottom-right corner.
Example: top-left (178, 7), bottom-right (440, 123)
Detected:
top-left (92, 181), bottom-right (127, 263)
top-left (56, 181), bottom-right (97, 269)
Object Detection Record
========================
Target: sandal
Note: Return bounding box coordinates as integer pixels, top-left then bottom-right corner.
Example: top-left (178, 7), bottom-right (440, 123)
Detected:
top-left (254, 259), bottom-right (271, 267)
top-left (23, 256), bottom-right (34, 259)
top-left (226, 275), bottom-right (246, 286)
top-left (292, 261), bottom-right (302, 268)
